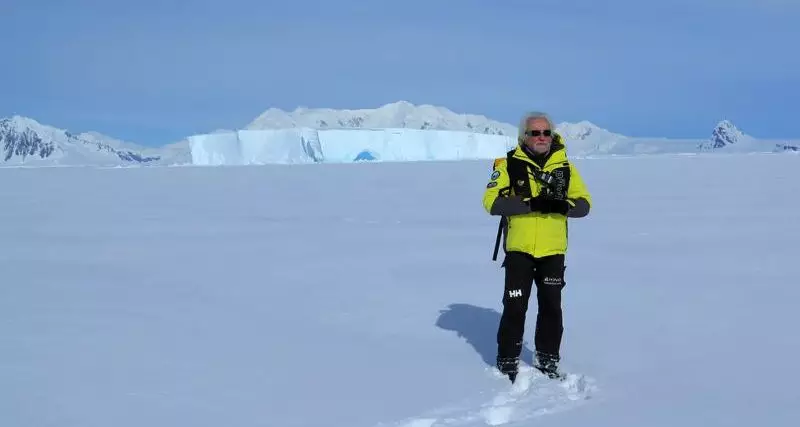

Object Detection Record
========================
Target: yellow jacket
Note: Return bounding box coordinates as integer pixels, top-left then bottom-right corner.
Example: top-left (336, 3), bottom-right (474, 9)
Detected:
top-left (483, 137), bottom-right (591, 258)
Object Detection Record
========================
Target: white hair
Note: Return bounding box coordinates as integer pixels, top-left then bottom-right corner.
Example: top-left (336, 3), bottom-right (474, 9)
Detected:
top-left (518, 111), bottom-right (554, 138)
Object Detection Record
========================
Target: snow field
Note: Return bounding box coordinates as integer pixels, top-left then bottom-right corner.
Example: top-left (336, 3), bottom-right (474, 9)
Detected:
top-left (1, 152), bottom-right (798, 427)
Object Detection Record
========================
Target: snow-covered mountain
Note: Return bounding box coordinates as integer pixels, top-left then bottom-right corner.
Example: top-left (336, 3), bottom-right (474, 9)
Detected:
top-left (242, 101), bottom-right (799, 158)
top-left (547, 120), bottom-right (685, 156)
top-left (706, 120), bottom-right (746, 149)
top-left (247, 101), bottom-right (626, 144)
top-left (557, 120), bottom-right (620, 141)
top-left (247, 100), bottom-right (518, 136)
top-left (239, 102), bottom-right (680, 160)
top-left (534, 118), bottom-right (797, 156)
top-left (698, 120), bottom-right (799, 153)
top-left (0, 116), bottom-right (190, 167)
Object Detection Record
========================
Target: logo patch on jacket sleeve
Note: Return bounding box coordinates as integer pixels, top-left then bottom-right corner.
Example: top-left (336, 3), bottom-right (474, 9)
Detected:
top-left (487, 181), bottom-right (498, 188)
top-left (490, 170), bottom-right (500, 181)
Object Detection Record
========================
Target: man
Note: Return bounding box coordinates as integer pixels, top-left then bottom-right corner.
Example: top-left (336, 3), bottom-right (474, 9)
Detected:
top-left (482, 111), bottom-right (591, 382)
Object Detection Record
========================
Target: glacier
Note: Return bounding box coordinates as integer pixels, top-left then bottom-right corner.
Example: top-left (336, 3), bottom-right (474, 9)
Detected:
top-left (187, 118), bottom-right (799, 166)
top-left (188, 128), bottom-right (518, 165)
top-left (188, 126), bottom-right (799, 166)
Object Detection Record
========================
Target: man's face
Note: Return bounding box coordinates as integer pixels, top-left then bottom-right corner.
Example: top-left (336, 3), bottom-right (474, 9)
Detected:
top-left (523, 118), bottom-right (552, 154)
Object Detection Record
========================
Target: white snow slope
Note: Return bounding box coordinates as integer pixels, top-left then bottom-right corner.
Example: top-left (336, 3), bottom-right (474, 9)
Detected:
top-left (2, 153), bottom-right (800, 427)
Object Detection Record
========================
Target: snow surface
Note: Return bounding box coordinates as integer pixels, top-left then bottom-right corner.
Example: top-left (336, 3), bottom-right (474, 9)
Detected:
top-left (2, 152), bottom-right (799, 426)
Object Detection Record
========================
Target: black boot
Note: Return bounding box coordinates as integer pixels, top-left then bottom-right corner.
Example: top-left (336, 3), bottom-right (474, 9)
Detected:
top-left (534, 351), bottom-right (563, 379)
top-left (496, 356), bottom-right (519, 383)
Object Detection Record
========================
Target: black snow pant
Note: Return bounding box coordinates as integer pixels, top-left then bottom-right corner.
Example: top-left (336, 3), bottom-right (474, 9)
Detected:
top-left (497, 251), bottom-right (566, 361)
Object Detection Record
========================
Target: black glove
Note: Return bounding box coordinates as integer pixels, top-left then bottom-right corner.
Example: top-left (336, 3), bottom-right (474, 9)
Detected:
top-left (527, 196), bottom-right (570, 215)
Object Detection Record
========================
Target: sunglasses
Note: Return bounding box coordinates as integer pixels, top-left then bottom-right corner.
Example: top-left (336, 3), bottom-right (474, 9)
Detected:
top-left (524, 129), bottom-right (552, 137)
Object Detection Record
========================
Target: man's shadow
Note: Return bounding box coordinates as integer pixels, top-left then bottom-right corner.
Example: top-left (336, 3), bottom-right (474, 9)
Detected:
top-left (435, 303), bottom-right (534, 366)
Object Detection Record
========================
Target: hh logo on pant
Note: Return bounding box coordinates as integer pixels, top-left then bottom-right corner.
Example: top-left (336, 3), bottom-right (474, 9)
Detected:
top-left (508, 289), bottom-right (523, 298)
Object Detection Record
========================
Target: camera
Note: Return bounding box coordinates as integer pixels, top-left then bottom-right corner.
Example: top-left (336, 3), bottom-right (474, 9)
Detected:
top-left (532, 170), bottom-right (555, 187)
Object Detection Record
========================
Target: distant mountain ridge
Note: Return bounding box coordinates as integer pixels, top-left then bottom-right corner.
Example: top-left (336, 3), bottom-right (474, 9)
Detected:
top-left (698, 120), bottom-right (798, 152)
top-left (244, 101), bottom-right (799, 155)
top-left (246, 101), bottom-right (627, 142)
top-left (1, 101), bottom-right (797, 167)
top-left (0, 116), bottom-right (189, 166)
top-left (0, 116), bottom-right (158, 165)
top-left (247, 100), bottom-right (518, 136)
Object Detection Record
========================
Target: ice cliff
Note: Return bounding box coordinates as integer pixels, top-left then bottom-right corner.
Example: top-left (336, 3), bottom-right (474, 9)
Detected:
top-left (188, 128), bottom-right (517, 165)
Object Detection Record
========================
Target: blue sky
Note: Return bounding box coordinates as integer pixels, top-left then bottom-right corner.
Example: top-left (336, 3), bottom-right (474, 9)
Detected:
top-left (3, 0), bottom-right (799, 146)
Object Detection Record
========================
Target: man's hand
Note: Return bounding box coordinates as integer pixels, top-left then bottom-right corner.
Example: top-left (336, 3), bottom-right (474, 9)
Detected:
top-left (527, 196), bottom-right (570, 215)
